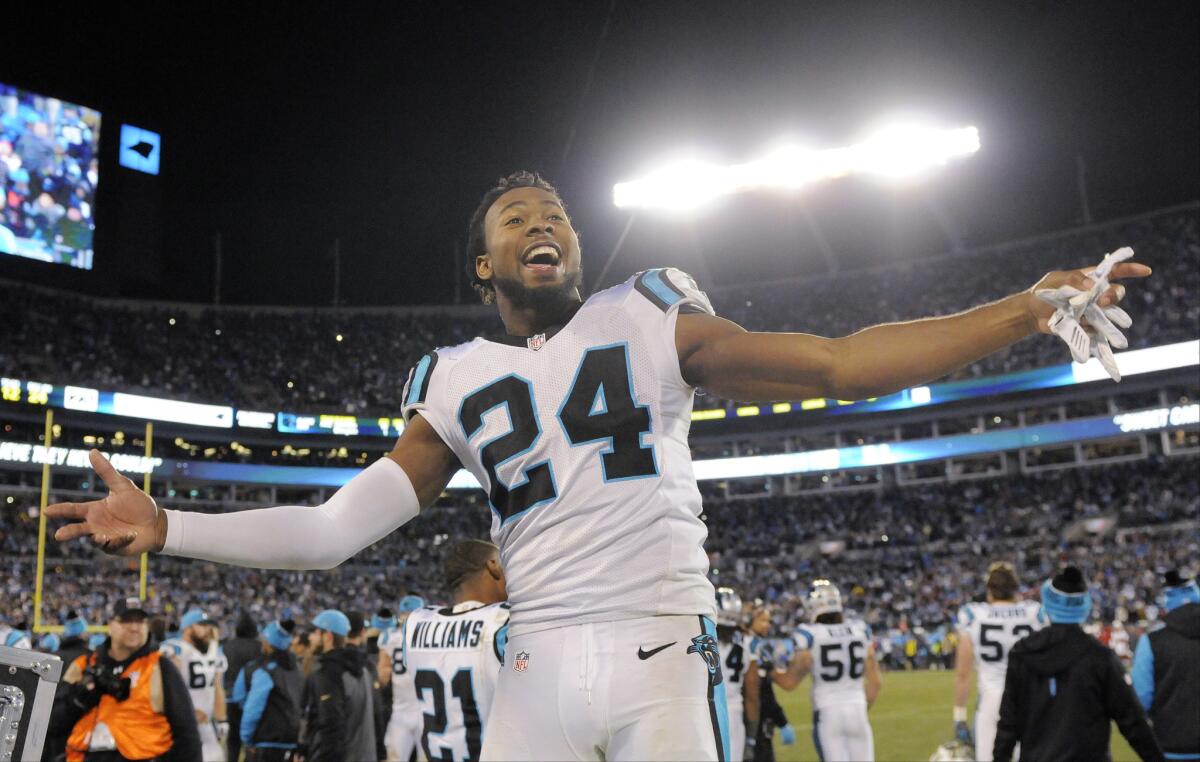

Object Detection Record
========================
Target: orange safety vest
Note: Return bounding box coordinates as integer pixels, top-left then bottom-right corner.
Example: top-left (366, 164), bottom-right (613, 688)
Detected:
top-left (66, 650), bottom-right (174, 762)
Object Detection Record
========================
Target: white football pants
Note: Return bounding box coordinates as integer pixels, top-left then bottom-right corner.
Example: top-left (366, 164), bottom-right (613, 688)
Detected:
top-left (385, 710), bottom-right (422, 761)
top-left (812, 702), bottom-right (873, 762)
top-left (482, 615), bottom-right (730, 761)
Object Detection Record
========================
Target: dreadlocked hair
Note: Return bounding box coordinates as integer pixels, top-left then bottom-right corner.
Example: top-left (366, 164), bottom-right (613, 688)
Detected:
top-left (443, 539), bottom-right (499, 591)
top-left (466, 170), bottom-right (564, 304)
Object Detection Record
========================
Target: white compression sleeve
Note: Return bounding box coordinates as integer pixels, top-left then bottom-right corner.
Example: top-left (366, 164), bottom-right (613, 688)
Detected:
top-left (159, 457), bottom-right (420, 570)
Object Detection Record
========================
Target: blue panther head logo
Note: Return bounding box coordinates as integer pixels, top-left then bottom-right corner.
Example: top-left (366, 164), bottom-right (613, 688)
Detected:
top-left (687, 633), bottom-right (723, 687)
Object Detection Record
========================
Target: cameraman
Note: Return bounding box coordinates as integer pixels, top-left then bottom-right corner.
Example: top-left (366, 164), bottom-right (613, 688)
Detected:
top-left (51, 597), bottom-right (201, 762)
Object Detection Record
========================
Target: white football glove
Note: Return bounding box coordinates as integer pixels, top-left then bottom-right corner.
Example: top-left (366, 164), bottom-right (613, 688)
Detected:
top-left (1035, 247), bottom-right (1135, 382)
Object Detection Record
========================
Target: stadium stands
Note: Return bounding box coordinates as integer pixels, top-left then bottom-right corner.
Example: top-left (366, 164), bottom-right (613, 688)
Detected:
top-left (1, 205), bottom-right (1195, 417)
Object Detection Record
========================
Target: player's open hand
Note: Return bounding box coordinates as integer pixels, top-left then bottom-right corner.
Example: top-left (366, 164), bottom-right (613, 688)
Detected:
top-left (1024, 251), bottom-right (1151, 335)
top-left (45, 449), bottom-right (164, 555)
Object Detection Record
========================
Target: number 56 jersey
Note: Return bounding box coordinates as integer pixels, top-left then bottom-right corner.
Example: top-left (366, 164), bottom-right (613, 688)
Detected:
top-left (403, 269), bottom-right (717, 638)
top-left (794, 622), bottom-right (872, 710)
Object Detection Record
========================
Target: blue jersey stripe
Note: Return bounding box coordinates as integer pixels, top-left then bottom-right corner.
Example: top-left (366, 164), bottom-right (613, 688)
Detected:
top-left (406, 354), bottom-right (432, 407)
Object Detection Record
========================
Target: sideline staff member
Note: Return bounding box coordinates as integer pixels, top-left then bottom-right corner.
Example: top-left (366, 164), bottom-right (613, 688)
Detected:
top-left (52, 596), bottom-right (201, 762)
top-left (1132, 570), bottom-right (1200, 760)
top-left (993, 567), bottom-right (1162, 762)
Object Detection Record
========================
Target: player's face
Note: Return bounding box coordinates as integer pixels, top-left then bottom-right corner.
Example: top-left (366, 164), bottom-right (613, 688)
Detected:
top-left (480, 186), bottom-right (582, 310)
top-left (751, 609), bottom-right (771, 636)
top-left (188, 623), bottom-right (213, 652)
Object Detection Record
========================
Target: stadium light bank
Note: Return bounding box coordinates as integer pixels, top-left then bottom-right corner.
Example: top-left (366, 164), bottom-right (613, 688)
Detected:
top-left (612, 124), bottom-right (981, 211)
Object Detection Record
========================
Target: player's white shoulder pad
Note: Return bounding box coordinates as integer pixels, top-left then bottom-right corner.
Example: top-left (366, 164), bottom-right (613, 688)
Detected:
top-left (159, 638), bottom-right (185, 656)
top-left (793, 626), bottom-right (815, 650)
top-left (956, 603), bottom-right (979, 631)
top-left (401, 339), bottom-right (486, 423)
top-left (620, 267), bottom-right (715, 317)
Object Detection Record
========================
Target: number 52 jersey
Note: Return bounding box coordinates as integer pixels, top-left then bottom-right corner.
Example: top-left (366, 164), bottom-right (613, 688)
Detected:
top-left (956, 601), bottom-right (1047, 693)
top-left (403, 269), bottom-right (717, 638)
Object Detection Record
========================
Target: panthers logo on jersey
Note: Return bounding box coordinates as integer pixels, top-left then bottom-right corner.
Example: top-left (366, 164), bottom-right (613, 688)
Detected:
top-left (688, 633), bottom-right (723, 687)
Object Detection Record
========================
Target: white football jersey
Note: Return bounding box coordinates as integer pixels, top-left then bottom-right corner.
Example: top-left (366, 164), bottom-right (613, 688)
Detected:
top-left (794, 621), bottom-right (872, 711)
top-left (1, 625), bottom-right (31, 649)
top-left (719, 629), bottom-right (752, 716)
top-left (956, 601), bottom-right (1047, 694)
top-left (402, 601), bottom-right (510, 762)
top-left (378, 624), bottom-right (420, 717)
top-left (161, 637), bottom-right (226, 715)
top-left (403, 268), bottom-right (717, 637)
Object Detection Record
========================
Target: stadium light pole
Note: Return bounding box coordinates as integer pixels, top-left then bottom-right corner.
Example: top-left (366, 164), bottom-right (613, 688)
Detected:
top-left (612, 124), bottom-right (981, 212)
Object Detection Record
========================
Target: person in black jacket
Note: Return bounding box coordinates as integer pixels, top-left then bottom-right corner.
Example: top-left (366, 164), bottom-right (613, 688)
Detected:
top-left (994, 567), bottom-right (1164, 762)
top-left (222, 611), bottom-right (261, 762)
top-left (1132, 570), bottom-right (1200, 759)
top-left (300, 609), bottom-right (377, 762)
top-left (239, 621), bottom-right (305, 762)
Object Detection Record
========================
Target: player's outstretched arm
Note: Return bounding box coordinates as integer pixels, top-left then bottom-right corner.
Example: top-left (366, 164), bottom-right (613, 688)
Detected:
top-left (676, 262), bottom-right (1149, 402)
top-left (46, 414), bottom-right (458, 568)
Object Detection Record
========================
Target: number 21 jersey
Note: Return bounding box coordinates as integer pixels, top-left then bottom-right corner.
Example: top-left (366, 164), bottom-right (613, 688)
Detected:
top-left (403, 268), bottom-right (716, 637)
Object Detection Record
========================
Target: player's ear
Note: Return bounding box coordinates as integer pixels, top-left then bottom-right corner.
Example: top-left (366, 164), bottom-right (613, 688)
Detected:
top-left (475, 254), bottom-right (493, 281)
top-left (486, 556), bottom-right (502, 581)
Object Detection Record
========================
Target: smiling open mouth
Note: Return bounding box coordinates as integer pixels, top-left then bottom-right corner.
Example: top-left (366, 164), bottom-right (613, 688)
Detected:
top-left (521, 242), bottom-right (562, 271)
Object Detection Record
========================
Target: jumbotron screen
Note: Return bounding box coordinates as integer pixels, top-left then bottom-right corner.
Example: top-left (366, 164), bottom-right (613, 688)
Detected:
top-left (0, 80), bottom-right (100, 270)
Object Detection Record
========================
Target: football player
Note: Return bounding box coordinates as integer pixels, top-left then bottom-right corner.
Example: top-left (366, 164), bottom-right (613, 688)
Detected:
top-left (777, 581), bottom-right (881, 762)
top-left (715, 588), bottom-right (754, 762)
top-left (162, 607), bottom-right (229, 761)
top-left (0, 617), bottom-right (31, 649)
top-left (401, 540), bottom-right (509, 762)
top-left (953, 562), bottom-right (1046, 762)
top-left (378, 595), bottom-right (426, 762)
top-left (52, 171), bottom-right (1148, 761)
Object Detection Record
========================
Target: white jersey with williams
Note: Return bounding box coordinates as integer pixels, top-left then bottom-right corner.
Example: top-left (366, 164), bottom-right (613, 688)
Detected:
top-left (956, 601), bottom-right (1047, 694)
top-left (402, 601), bottom-right (510, 762)
top-left (160, 637), bottom-right (226, 716)
top-left (794, 621), bottom-right (872, 711)
top-left (403, 268), bottom-right (717, 637)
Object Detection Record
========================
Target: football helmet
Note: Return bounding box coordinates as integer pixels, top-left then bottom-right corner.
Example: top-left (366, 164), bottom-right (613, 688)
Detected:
top-left (929, 740), bottom-right (976, 761)
top-left (808, 579), bottom-right (843, 620)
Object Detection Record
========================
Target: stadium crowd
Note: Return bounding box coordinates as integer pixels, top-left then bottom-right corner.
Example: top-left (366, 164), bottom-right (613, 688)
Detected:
top-left (1, 206), bottom-right (1195, 417)
top-left (4, 455), bottom-right (1195, 646)
top-left (0, 85), bottom-right (99, 265)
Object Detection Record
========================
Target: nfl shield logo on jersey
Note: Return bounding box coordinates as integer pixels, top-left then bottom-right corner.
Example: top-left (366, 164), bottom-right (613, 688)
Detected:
top-left (514, 650), bottom-right (530, 672)
top-left (527, 333), bottom-right (546, 351)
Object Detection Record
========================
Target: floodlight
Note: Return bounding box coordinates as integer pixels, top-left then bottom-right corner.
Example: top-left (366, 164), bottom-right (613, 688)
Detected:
top-left (613, 124), bottom-right (981, 210)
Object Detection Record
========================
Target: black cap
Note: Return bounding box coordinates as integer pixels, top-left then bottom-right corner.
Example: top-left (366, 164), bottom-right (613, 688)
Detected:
top-left (1051, 566), bottom-right (1087, 594)
top-left (111, 596), bottom-right (149, 620)
top-left (1164, 570), bottom-right (1192, 588)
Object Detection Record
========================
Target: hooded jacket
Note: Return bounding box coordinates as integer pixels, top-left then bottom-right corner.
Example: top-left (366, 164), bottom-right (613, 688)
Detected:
top-left (302, 646), bottom-right (377, 762)
top-left (1133, 602), bottom-right (1200, 756)
top-left (994, 623), bottom-right (1163, 762)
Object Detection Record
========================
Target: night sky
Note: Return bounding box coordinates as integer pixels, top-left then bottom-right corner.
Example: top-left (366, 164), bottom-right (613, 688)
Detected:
top-left (6, 1), bottom-right (1198, 306)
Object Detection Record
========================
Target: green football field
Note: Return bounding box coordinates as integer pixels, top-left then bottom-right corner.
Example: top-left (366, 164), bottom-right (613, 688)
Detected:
top-left (768, 669), bottom-right (1139, 761)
